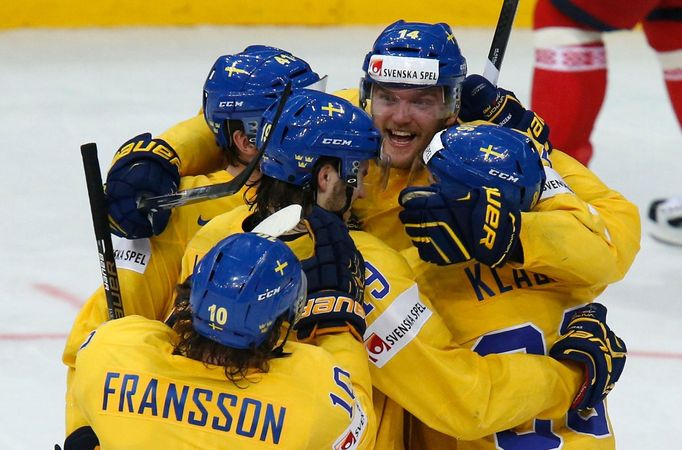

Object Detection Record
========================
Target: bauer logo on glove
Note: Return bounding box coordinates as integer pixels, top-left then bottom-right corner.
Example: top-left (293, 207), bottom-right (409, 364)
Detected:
top-left (110, 132), bottom-right (181, 169)
top-left (105, 133), bottom-right (181, 239)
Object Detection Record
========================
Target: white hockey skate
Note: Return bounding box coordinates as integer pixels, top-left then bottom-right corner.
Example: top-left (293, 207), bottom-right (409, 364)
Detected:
top-left (648, 196), bottom-right (682, 246)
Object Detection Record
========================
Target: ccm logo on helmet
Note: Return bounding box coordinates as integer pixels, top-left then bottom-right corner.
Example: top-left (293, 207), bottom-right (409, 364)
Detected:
top-left (488, 169), bottom-right (519, 183)
top-left (218, 100), bottom-right (244, 107)
top-left (322, 138), bottom-right (353, 146)
top-left (257, 286), bottom-right (282, 301)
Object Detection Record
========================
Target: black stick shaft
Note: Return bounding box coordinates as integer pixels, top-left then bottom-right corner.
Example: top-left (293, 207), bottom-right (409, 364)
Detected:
top-left (483, 0), bottom-right (521, 85)
top-left (137, 82), bottom-right (293, 211)
top-left (81, 143), bottom-right (124, 320)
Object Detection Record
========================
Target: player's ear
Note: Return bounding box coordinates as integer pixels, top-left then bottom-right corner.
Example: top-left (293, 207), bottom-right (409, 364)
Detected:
top-left (233, 130), bottom-right (257, 157)
top-left (444, 115), bottom-right (458, 127)
top-left (316, 163), bottom-right (335, 193)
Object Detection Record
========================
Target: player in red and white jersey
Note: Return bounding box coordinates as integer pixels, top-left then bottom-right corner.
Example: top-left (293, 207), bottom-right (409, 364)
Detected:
top-left (530, 0), bottom-right (682, 245)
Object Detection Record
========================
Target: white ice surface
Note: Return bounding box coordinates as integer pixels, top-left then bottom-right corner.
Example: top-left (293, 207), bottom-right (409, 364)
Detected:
top-left (0, 26), bottom-right (680, 449)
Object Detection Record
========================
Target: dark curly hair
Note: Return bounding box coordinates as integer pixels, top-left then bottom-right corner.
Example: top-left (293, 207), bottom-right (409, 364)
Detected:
top-left (245, 157), bottom-right (340, 224)
top-left (171, 282), bottom-right (288, 387)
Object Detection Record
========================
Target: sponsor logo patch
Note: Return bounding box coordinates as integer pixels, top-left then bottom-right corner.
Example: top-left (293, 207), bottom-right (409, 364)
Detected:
top-left (333, 399), bottom-right (367, 450)
top-left (363, 284), bottom-right (432, 367)
top-left (368, 55), bottom-right (439, 86)
top-left (540, 166), bottom-right (573, 200)
top-left (112, 237), bottom-right (151, 274)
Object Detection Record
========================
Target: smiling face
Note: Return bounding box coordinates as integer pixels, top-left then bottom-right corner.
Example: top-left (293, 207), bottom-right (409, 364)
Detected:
top-left (370, 84), bottom-right (456, 170)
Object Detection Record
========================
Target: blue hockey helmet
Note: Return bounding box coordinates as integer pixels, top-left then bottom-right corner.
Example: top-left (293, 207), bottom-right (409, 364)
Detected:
top-left (258, 89), bottom-right (382, 187)
top-left (189, 233), bottom-right (306, 349)
top-left (360, 20), bottom-right (467, 114)
top-left (423, 124), bottom-right (546, 211)
top-left (203, 45), bottom-right (326, 149)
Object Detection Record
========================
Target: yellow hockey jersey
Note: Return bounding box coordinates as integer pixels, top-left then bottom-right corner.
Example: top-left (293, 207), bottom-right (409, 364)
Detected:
top-left (158, 112), bottom-right (225, 176)
top-left (114, 90), bottom-right (640, 449)
top-left (181, 205), bottom-right (586, 449)
top-left (63, 170), bottom-right (249, 434)
top-left (72, 315), bottom-right (375, 449)
top-left (399, 151), bottom-right (640, 449)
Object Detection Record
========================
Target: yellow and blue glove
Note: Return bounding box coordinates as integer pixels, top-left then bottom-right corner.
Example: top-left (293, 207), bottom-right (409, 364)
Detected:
top-left (460, 74), bottom-right (552, 157)
top-left (105, 133), bottom-right (180, 239)
top-left (399, 184), bottom-right (521, 268)
top-left (295, 206), bottom-right (367, 342)
top-left (550, 303), bottom-right (627, 411)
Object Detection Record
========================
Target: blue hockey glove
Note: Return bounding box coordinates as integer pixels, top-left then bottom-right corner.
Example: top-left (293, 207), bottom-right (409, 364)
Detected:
top-left (399, 184), bottom-right (521, 268)
top-left (459, 74), bottom-right (552, 157)
top-left (549, 303), bottom-right (627, 411)
top-left (296, 206), bottom-right (366, 342)
top-left (62, 426), bottom-right (99, 450)
top-left (399, 185), bottom-right (476, 266)
top-left (105, 133), bottom-right (180, 239)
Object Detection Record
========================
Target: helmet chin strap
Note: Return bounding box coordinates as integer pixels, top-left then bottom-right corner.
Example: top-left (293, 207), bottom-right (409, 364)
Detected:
top-left (271, 319), bottom-right (294, 358)
top-left (336, 184), bottom-right (355, 217)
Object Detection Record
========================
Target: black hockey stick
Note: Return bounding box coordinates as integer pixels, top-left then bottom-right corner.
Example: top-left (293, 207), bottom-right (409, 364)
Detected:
top-left (482, 0), bottom-right (521, 85)
top-left (81, 143), bottom-right (124, 320)
top-left (137, 82), bottom-right (294, 211)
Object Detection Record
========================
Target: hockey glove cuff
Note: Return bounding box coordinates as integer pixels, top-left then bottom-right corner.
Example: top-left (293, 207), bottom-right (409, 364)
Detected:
top-left (294, 290), bottom-right (367, 342)
top-left (549, 303), bottom-right (627, 411)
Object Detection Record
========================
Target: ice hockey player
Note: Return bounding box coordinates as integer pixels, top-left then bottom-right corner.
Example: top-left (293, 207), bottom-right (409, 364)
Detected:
top-left (62, 45), bottom-right (325, 442)
top-left (398, 123), bottom-right (627, 448)
top-left (530, 0), bottom-right (682, 245)
top-left (66, 228), bottom-right (375, 449)
top-left (180, 88), bottom-right (628, 449)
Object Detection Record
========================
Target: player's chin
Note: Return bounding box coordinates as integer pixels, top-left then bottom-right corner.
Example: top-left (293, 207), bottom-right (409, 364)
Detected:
top-left (383, 139), bottom-right (424, 170)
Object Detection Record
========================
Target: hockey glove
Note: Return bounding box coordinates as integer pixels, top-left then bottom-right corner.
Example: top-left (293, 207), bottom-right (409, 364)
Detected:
top-left (399, 184), bottom-right (521, 268)
top-left (549, 303), bottom-right (627, 411)
top-left (399, 185), bottom-right (475, 266)
top-left (105, 133), bottom-right (180, 239)
top-left (296, 206), bottom-right (367, 342)
top-left (62, 426), bottom-right (100, 450)
top-left (459, 74), bottom-right (552, 158)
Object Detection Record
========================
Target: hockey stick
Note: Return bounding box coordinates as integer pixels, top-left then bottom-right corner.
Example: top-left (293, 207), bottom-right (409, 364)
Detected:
top-left (482, 0), bottom-right (521, 85)
top-left (81, 143), bottom-right (124, 320)
top-left (252, 204), bottom-right (303, 237)
top-left (137, 82), bottom-right (294, 211)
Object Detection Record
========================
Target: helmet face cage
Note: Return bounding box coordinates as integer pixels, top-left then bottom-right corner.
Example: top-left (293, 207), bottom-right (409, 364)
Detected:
top-left (189, 233), bottom-right (304, 349)
top-left (258, 89), bottom-right (382, 188)
top-left (359, 20), bottom-right (467, 115)
top-left (424, 125), bottom-right (546, 211)
top-left (203, 46), bottom-right (324, 149)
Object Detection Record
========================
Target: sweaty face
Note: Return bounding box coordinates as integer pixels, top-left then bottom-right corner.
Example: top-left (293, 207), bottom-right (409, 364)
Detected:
top-left (371, 85), bottom-right (452, 170)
